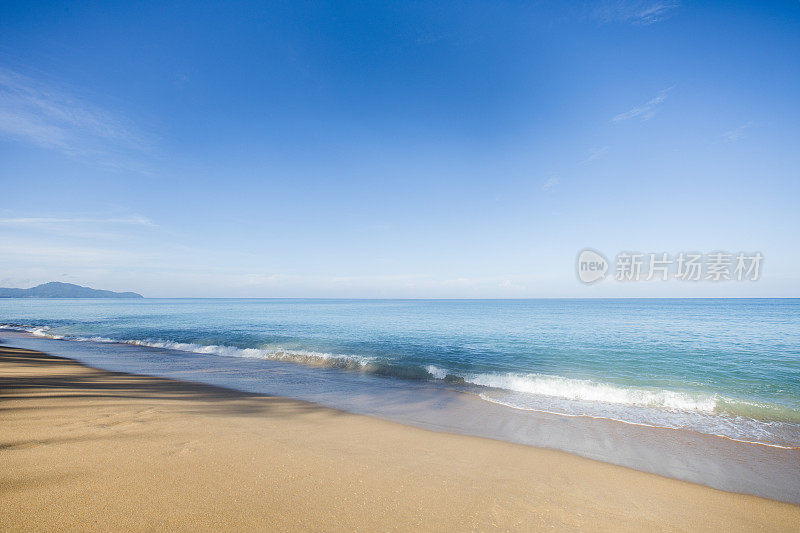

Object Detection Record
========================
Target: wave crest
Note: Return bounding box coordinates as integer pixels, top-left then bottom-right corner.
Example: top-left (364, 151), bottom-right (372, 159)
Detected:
top-left (461, 372), bottom-right (718, 412)
top-left (1, 324), bottom-right (374, 370)
top-left (2, 322), bottom-right (794, 423)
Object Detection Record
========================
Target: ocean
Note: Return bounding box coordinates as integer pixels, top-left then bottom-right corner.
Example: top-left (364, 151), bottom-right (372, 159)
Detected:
top-left (2, 298), bottom-right (799, 500)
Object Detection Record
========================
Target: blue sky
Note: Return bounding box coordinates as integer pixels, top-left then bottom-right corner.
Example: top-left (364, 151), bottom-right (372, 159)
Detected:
top-left (1, 1), bottom-right (799, 297)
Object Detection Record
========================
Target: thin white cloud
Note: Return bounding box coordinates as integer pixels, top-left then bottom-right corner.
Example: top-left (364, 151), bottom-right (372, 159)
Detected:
top-left (633, 2), bottom-right (680, 24)
top-left (0, 68), bottom-right (150, 162)
top-left (589, 1), bottom-right (680, 25)
top-left (542, 176), bottom-right (560, 191)
top-left (0, 215), bottom-right (156, 227)
top-left (0, 215), bottom-right (157, 241)
top-left (582, 146), bottom-right (610, 164)
top-left (612, 87), bottom-right (673, 122)
top-left (723, 123), bottom-right (754, 142)
top-left (0, 239), bottom-right (147, 265)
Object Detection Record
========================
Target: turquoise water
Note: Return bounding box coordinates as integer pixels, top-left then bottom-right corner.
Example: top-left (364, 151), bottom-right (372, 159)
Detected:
top-left (1, 298), bottom-right (799, 447)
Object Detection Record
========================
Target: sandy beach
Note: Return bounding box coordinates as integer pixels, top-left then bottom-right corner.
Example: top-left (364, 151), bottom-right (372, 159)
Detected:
top-left (1, 345), bottom-right (798, 532)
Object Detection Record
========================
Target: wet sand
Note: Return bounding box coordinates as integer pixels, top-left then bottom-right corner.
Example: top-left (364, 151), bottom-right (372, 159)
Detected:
top-left (2, 345), bottom-right (799, 531)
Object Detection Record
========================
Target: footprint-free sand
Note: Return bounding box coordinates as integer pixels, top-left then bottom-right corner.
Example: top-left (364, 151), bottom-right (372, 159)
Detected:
top-left (1, 345), bottom-right (798, 531)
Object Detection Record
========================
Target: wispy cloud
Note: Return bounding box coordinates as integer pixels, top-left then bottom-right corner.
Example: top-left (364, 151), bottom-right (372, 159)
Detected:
top-left (0, 238), bottom-right (148, 265)
top-left (722, 122), bottom-right (754, 142)
top-left (582, 146), bottom-right (610, 164)
top-left (0, 68), bottom-right (150, 165)
top-left (612, 87), bottom-right (673, 122)
top-left (0, 215), bottom-right (156, 227)
top-left (542, 176), bottom-right (560, 191)
top-left (0, 215), bottom-right (157, 240)
top-left (589, 1), bottom-right (680, 25)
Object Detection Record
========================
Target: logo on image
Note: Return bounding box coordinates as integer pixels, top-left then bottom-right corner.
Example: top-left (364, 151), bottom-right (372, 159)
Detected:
top-left (576, 249), bottom-right (608, 284)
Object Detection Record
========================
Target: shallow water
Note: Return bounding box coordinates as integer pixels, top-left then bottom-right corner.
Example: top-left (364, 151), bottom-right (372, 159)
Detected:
top-left (2, 298), bottom-right (800, 502)
top-left (2, 298), bottom-right (798, 447)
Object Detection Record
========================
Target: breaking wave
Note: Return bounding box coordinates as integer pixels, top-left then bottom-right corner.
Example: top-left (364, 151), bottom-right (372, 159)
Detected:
top-left (461, 372), bottom-right (719, 412)
top-left (2, 322), bottom-right (798, 428)
top-left (0, 324), bottom-right (375, 370)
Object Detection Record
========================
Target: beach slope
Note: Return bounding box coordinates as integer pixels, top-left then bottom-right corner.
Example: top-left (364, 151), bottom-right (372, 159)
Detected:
top-left (1, 345), bottom-right (798, 531)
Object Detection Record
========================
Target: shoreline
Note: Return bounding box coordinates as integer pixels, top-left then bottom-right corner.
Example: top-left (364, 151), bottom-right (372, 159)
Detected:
top-left (3, 327), bottom-right (800, 505)
top-left (2, 344), bottom-right (799, 531)
top-left (3, 320), bottom-right (797, 451)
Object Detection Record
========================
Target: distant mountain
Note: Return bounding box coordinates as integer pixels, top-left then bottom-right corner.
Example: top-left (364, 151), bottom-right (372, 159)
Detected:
top-left (0, 282), bottom-right (143, 299)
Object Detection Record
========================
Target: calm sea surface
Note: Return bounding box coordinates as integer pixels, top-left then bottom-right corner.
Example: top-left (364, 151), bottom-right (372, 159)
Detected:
top-left (2, 298), bottom-right (798, 448)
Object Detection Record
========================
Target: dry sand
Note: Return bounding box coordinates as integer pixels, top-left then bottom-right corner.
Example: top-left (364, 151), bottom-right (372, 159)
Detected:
top-left (1, 345), bottom-right (798, 532)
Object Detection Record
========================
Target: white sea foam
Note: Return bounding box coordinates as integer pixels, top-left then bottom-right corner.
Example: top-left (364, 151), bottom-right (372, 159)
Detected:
top-left (425, 365), bottom-right (448, 380)
top-left (460, 372), bottom-right (719, 413)
top-left (476, 394), bottom-right (800, 449)
top-left (3, 322), bottom-right (798, 448)
top-left (0, 323), bottom-right (735, 415)
top-left (0, 323), bottom-right (783, 421)
top-left (125, 339), bottom-right (375, 369)
top-left (415, 358), bottom-right (720, 414)
top-left (30, 326), bottom-right (64, 339)
top-left (0, 324), bottom-right (375, 370)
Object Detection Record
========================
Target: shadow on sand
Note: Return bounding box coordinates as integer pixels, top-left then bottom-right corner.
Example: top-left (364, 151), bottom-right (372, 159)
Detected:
top-left (0, 345), bottom-right (342, 420)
